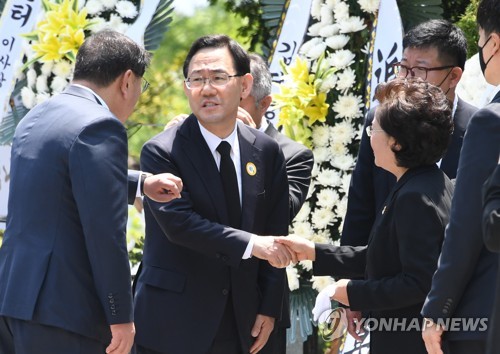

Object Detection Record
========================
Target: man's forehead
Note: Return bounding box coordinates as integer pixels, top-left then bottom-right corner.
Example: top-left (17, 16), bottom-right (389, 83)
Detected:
top-left (188, 47), bottom-right (234, 73)
top-left (402, 46), bottom-right (440, 63)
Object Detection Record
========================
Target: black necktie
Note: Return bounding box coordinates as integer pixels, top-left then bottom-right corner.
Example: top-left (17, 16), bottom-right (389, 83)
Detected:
top-left (216, 141), bottom-right (241, 228)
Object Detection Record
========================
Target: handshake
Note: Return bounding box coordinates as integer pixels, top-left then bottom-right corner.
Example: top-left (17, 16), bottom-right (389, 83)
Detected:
top-left (251, 235), bottom-right (317, 268)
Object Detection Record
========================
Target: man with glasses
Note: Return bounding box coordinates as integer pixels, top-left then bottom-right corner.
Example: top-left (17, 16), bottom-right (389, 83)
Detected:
top-left (133, 35), bottom-right (294, 354)
top-left (340, 19), bottom-right (477, 339)
top-left (422, 1), bottom-right (500, 352)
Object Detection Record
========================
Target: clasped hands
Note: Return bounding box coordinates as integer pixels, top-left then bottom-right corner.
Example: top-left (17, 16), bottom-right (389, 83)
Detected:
top-left (251, 234), bottom-right (316, 268)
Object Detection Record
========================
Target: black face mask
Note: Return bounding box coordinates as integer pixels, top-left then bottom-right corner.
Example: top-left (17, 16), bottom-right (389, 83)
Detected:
top-left (479, 36), bottom-right (494, 75)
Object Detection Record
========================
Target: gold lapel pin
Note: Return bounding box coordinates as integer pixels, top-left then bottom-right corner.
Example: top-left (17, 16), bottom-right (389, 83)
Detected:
top-left (246, 162), bottom-right (257, 176)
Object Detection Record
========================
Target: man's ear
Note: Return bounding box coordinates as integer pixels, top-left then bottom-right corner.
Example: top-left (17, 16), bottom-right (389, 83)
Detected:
top-left (448, 66), bottom-right (463, 89)
top-left (259, 95), bottom-right (273, 113)
top-left (120, 69), bottom-right (134, 98)
top-left (241, 73), bottom-right (253, 99)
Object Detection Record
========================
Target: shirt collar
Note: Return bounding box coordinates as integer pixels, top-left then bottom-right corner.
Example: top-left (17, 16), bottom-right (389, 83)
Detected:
top-left (258, 118), bottom-right (269, 132)
top-left (72, 84), bottom-right (109, 111)
top-left (197, 121), bottom-right (239, 155)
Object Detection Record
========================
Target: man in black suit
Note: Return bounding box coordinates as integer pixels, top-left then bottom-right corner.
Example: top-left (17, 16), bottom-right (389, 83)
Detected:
top-left (341, 20), bottom-right (476, 248)
top-left (0, 31), bottom-right (160, 354)
top-left (422, 2), bottom-right (500, 353)
top-left (483, 162), bottom-right (500, 353)
top-left (133, 35), bottom-right (294, 354)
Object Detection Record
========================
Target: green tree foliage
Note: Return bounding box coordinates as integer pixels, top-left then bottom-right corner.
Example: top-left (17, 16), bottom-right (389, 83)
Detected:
top-left (442, 0), bottom-right (472, 22)
top-left (126, 2), bottom-right (249, 160)
top-left (455, 0), bottom-right (480, 58)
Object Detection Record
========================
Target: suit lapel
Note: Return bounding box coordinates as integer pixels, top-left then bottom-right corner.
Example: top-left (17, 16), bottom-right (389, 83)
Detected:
top-left (238, 123), bottom-right (262, 232)
top-left (178, 116), bottom-right (228, 224)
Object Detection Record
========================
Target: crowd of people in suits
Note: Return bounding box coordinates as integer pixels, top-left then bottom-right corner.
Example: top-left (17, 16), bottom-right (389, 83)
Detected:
top-left (0, 0), bottom-right (498, 354)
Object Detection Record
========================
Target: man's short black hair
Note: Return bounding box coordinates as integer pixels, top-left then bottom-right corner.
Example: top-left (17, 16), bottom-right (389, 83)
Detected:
top-left (477, 0), bottom-right (500, 36)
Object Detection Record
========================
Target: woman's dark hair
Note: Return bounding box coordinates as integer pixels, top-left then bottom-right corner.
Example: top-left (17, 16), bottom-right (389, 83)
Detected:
top-left (73, 30), bottom-right (151, 87)
top-left (375, 78), bottom-right (453, 169)
top-left (182, 34), bottom-right (250, 78)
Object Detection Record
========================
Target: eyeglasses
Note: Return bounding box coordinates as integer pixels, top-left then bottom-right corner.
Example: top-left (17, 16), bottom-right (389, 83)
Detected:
top-left (141, 77), bottom-right (150, 93)
top-left (185, 72), bottom-right (242, 89)
top-left (392, 62), bottom-right (455, 80)
top-left (366, 125), bottom-right (384, 137)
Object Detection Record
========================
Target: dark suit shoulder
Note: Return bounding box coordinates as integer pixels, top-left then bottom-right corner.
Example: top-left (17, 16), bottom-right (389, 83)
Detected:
top-left (454, 97), bottom-right (477, 132)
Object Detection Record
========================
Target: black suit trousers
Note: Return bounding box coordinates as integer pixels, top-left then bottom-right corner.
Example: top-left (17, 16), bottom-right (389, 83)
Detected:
top-left (0, 316), bottom-right (106, 354)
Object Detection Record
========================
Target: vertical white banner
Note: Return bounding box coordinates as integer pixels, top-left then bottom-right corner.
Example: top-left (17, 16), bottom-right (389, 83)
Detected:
top-left (364, 0), bottom-right (403, 110)
top-left (125, 0), bottom-right (161, 45)
top-left (266, 0), bottom-right (313, 124)
top-left (0, 0), bottom-right (42, 121)
top-left (0, 0), bottom-right (43, 228)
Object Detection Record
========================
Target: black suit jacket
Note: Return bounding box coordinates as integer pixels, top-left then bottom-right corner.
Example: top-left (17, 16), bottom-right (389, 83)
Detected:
top-left (0, 85), bottom-right (132, 343)
top-left (264, 122), bottom-right (314, 221)
top-left (133, 115), bottom-right (289, 353)
top-left (482, 163), bottom-right (500, 354)
top-left (422, 92), bottom-right (500, 341)
top-left (314, 165), bottom-right (453, 354)
top-left (341, 97), bottom-right (477, 246)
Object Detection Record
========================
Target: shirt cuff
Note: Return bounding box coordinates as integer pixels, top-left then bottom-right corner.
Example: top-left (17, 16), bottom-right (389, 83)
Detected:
top-left (135, 171), bottom-right (144, 198)
top-left (242, 234), bottom-right (256, 259)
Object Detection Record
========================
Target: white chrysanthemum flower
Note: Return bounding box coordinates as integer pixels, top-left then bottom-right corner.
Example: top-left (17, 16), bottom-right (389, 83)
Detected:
top-left (293, 222), bottom-right (315, 239)
top-left (336, 197), bottom-right (348, 219)
top-left (52, 60), bottom-right (73, 79)
top-left (308, 41), bottom-right (328, 60)
top-left (294, 202), bottom-right (311, 223)
top-left (299, 37), bottom-right (324, 57)
top-left (330, 141), bottom-right (348, 157)
top-left (312, 124), bottom-right (330, 147)
top-left (325, 0), bottom-right (341, 10)
top-left (316, 188), bottom-right (339, 209)
top-left (51, 76), bottom-right (68, 94)
top-left (333, 1), bottom-right (350, 21)
top-left (36, 92), bottom-right (51, 105)
top-left (319, 73), bottom-right (338, 93)
top-left (109, 14), bottom-right (128, 33)
top-left (336, 68), bottom-right (356, 93)
top-left (311, 276), bottom-right (335, 292)
top-left (311, 207), bottom-right (335, 229)
top-left (330, 120), bottom-right (357, 145)
top-left (36, 75), bottom-right (48, 93)
top-left (287, 266), bottom-right (300, 291)
top-left (317, 168), bottom-right (342, 187)
top-left (85, 0), bottom-right (104, 15)
top-left (341, 174), bottom-right (351, 193)
top-left (313, 147), bottom-right (330, 164)
top-left (339, 16), bottom-right (367, 33)
top-left (308, 22), bottom-right (326, 37)
top-left (325, 34), bottom-right (349, 50)
top-left (319, 24), bottom-right (340, 38)
top-left (26, 68), bottom-right (37, 89)
top-left (311, 0), bottom-right (323, 20)
top-left (116, 1), bottom-right (138, 18)
top-left (300, 260), bottom-right (313, 271)
top-left (89, 17), bottom-right (108, 33)
top-left (320, 4), bottom-right (334, 24)
top-left (328, 49), bottom-right (355, 69)
top-left (101, 0), bottom-right (118, 9)
top-left (332, 94), bottom-right (363, 119)
top-left (40, 62), bottom-right (53, 76)
top-left (21, 87), bottom-right (36, 109)
top-left (311, 230), bottom-right (332, 244)
top-left (332, 154), bottom-right (355, 171)
top-left (358, 0), bottom-right (380, 14)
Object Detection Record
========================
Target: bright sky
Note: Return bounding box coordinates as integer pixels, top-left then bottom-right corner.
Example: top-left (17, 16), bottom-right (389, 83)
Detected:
top-left (172, 0), bottom-right (209, 16)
